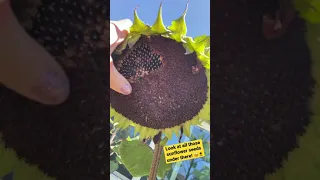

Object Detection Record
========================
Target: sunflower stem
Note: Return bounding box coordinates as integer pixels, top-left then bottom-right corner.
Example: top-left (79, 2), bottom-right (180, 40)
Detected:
top-left (148, 141), bottom-right (162, 180)
top-left (148, 132), bottom-right (162, 180)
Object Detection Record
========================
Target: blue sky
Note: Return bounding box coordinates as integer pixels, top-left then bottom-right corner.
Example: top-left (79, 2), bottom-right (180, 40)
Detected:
top-left (110, 0), bottom-right (210, 38)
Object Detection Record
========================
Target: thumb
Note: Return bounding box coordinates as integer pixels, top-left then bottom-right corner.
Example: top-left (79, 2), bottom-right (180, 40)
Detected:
top-left (110, 19), bottom-right (132, 54)
top-left (0, 2), bottom-right (69, 105)
top-left (110, 56), bottom-right (132, 95)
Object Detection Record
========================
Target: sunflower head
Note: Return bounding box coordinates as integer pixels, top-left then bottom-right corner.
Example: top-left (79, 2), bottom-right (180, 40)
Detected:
top-left (110, 2), bottom-right (210, 141)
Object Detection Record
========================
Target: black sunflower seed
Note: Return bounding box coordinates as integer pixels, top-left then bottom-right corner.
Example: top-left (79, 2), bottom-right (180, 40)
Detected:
top-left (110, 35), bottom-right (208, 129)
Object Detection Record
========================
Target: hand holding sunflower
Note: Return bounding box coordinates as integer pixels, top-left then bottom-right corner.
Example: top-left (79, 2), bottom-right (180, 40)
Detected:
top-left (0, 0), bottom-right (70, 105)
top-left (110, 19), bottom-right (133, 95)
top-left (0, 0), bottom-right (133, 106)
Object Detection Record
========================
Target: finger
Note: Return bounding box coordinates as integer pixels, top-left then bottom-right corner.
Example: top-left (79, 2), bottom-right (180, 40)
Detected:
top-left (0, 2), bottom-right (70, 105)
top-left (110, 19), bottom-right (132, 54)
top-left (110, 56), bottom-right (132, 95)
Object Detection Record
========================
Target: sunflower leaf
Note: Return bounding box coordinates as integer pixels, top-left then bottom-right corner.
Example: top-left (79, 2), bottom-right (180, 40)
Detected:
top-left (167, 1), bottom-right (188, 42)
top-left (110, 161), bottom-right (119, 173)
top-left (116, 156), bottom-right (123, 164)
top-left (119, 140), bottom-right (171, 178)
top-left (151, 2), bottom-right (169, 34)
top-left (112, 145), bottom-right (120, 155)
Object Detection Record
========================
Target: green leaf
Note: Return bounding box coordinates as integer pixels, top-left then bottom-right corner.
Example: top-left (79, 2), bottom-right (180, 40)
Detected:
top-left (151, 2), bottom-right (169, 34)
top-left (110, 161), bottom-right (119, 173)
top-left (112, 145), bottom-right (120, 155)
top-left (119, 140), bottom-right (171, 178)
top-left (116, 156), bottom-right (123, 164)
top-left (167, 1), bottom-right (189, 42)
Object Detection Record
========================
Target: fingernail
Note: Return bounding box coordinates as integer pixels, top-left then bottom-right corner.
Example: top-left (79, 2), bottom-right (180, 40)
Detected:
top-left (31, 72), bottom-right (70, 104)
top-left (120, 84), bottom-right (132, 95)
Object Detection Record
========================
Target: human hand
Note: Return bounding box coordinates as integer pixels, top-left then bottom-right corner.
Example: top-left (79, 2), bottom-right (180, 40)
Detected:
top-left (0, 0), bottom-right (70, 105)
top-left (110, 19), bottom-right (132, 95)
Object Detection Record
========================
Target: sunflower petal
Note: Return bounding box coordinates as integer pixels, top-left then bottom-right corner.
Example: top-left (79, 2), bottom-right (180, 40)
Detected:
top-left (121, 121), bottom-right (130, 129)
top-left (164, 128), bottom-right (173, 139)
top-left (183, 121), bottom-right (192, 137)
top-left (139, 126), bottom-right (147, 140)
top-left (150, 129), bottom-right (160, 138)
top-left (117, 118), bottom-right (126, 129)
top-left (134, 125), bottom-right (141, 136)
top-left (172, 126), bottom-right (181, 138)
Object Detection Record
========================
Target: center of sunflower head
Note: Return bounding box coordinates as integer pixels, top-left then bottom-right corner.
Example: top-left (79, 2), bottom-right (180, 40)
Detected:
top-left (111, 35), bottom-right (208, 130)
top-left (115, 39), bottom-right (164, 83)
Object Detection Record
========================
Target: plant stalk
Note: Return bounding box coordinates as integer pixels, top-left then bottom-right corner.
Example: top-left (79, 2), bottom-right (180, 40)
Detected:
top-left (148, 132), bottom-right (163, 180)
top-left (148, 141), bottom-right (162, 180)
